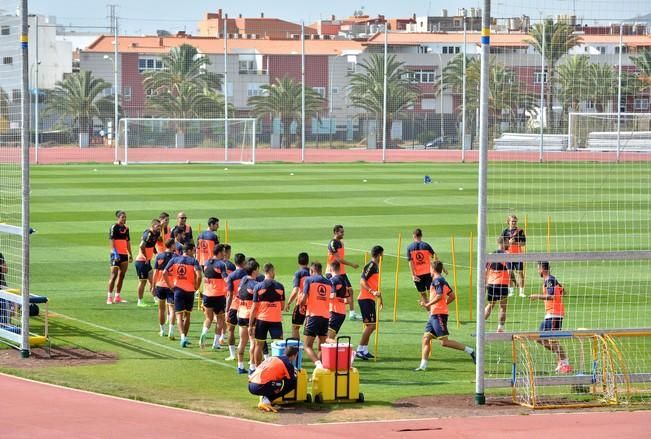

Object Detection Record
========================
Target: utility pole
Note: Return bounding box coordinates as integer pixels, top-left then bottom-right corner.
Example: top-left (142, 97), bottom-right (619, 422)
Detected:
top-left (108, 4), bottom-right (119, 159)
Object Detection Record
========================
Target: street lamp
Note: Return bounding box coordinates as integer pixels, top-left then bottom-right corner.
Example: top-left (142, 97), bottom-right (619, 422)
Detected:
top-left (103, 53), bottom-right (119, 159)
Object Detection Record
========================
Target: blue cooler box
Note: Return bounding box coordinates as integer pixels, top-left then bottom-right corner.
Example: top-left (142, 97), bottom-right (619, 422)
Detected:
top-left (271, 339), bottom-right (304, 369)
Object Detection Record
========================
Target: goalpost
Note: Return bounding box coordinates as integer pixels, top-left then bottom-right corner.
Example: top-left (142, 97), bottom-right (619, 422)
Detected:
top-left (568, 112), bottom-right (651, 151)
top-left (116, 118), bottom-right (257, 165)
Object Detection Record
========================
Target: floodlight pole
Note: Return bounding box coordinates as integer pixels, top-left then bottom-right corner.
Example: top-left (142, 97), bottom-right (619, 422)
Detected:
top-left (34, 15), bottom-right (39, 164)
top-left (475, 0), bottom-right (491, 405)
top-left (223, 17), bottom-right (229, 161)
top-left (301, 21), bottom-right (305, 163)
top-left (110, 5), bottom-right (119, 162)
top-left (539, 18), bottom-right (545, 163)
top-left (616, 23), bottom-right (623, 163)
top-left (20, 0), bottom-right (31, 358)
top-left (382, 25), bottom-right (388, 162)
top-left (461, 18), bottom-right (467, 162)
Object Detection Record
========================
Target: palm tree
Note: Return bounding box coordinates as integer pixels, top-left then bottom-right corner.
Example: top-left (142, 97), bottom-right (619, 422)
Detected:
top-left (248, 76), bottom-right (325, 148)
top-left (631, 51), bottom-right (651, 107)
top-left (444, 54), bottom-right (536, 137)
top-left (347, 54), bottom-right (419, 147)
top-left (143, 44), bottom-right (222, 96)
top-left (558, 55), bottom-right (592, 113)
top-left (527, 19), bottom-right (583, 131)
top-left (45, 70), bottom-right (113, 147)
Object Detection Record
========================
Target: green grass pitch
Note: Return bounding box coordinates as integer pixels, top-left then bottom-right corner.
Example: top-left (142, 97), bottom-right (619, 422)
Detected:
top-left (1, 161), bottom-right (649, 421)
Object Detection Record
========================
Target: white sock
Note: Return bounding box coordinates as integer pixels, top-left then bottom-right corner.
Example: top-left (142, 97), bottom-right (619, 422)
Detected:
top-left (238, 361), bottom-right (244, 369)
top-left (363, 346), bottom-right (369, 354)
top-left (159, 324), bottom-right (165, 331)
top-left (229, 345), bottom-right (237, 356)
top-left (519, 288), bottom-right (525, 294)
top-left (168, 324), bottom-right (175, 335)
top-left (181, 335), bottom-right (187, 342)
top-left (107, 291), bottom-right (112, 297)
top-left (137, 299), bottom-right (143, 305)
top-left (419, 359), bottom-right (427, 369)
top-left (213, 335), bottom-right (220, 344)
top-left (201, 326), bottom-right (208, 336)
top-left (315, 360), bottom-right (323, 369)
top-left (497, 324), bottom-right (505, 331)
top-left (261, 396), bottom-right (271, 405)
top-left (464, 346), bottom-right (474, 354)
top-left (357, 345), bottom-right (367, 353)
top-left (508, 288), bottom-right (514, 294)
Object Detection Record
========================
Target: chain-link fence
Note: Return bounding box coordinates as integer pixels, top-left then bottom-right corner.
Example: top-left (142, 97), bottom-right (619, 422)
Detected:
top-left (23, 6), bottom-right (651, 163)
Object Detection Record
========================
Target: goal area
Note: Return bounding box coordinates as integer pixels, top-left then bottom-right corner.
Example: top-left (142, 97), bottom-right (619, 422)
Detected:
top-left (568, 112), bottom-right (651, 152)
top-left (116, 118), bottom-right (257, 165)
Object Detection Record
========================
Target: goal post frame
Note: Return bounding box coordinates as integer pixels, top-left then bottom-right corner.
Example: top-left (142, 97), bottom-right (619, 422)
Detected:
top-left (567, 112), bottom-right (651, 151)
top-left (117, 117), bottom-right (257, 166)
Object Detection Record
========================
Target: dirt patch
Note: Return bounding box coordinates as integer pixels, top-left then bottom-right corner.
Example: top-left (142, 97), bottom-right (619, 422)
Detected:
top-left (0, 347), bottom-right (117, 368)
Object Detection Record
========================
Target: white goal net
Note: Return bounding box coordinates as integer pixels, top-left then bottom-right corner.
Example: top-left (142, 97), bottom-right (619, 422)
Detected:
top-left (116, 118), bottom-right (257, 165)
top-left (568, 112), bottom-right (651, 151)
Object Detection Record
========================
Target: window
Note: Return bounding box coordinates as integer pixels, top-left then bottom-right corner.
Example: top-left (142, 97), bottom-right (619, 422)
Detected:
top-left (331, 87), bottom-right (340, 95)
top-left (247, 83), bottom-right (265, 97)
top-left (11, 89), bottom-right (21, 102)
top-left (3, 56), bottom-right (12, 65)
top-left (1, 25), bottom-right (9, 35)
top-left (408, 69), bottom-right (436, 83)
top-left (122, 86), bottom-right (132, 102)
top-left (138, 57), bottom-right (163, 73)
top-left (346, 55), bottom-right (357, 73)
top-left (313, 87), bottom-right (326, 97)
top-left (239, 60), bottom-right (257, 73)
top-left (596, 46), bottom-right (606, 55)
top-left (634, 98), bottom-right (649, 111)
top-left (103, 87), bottom-right (114, 97)
top-left (533, 71), bottom-right (548, 84)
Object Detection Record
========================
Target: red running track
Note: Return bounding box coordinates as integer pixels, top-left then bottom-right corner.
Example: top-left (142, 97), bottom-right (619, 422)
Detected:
top-left (19, 146), bottom-right (651, 164)
top-left (1, 373), bottom-right (649, 439)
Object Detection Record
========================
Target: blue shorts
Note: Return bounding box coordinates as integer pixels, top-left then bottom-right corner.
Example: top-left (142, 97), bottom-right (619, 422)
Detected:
top-left (328, 312), bottom-right (346, 334)
top-left (413, 273), bottom-right (433, 293)
top-left (486, 285), bottom-right (509, 302)
top-left (540, 317), bottom-right (563, 332)
top-left (173, 288), bottom-right (195, 313)
top-left (425, 314), bottom-right (449, 338)
top-left (304, 315), bottom-right (329, 337)
top-left (292, 305), bottom-right (307, 326)
top-left (254, 320), bottom-right (283, 341)
top-left (154, 286), bottom-right (174, 303)
top-left (202, 295), bottom-right (226, 314)
top-left (110, 253), bottom-right (128, 267)
top-left (135, 261), bottom-right (152, 280)
top-left (358, 299), bottom-right (376, 323)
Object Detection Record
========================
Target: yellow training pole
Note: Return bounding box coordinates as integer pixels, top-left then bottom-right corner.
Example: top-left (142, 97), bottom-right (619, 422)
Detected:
top-left (225, 221), bottom-right (230, 244)
top-left (393, 232), bottom-right (402, 322)
top-left (468, 232), bottom-right (474, 321)
top-left (364, 252), bottom-right (369, 265)
top-left (374, 255), bottom-right (383, 361)
top-left (451, 236), bottom-right (460, 328)
top-left (546, 216), bottom-right (551, 252)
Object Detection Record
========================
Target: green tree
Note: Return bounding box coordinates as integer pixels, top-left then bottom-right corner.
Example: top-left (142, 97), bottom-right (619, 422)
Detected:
top-left (45, 70), bottom-right (113, 146)
top-left (347, 54), bottom-right (419, 147)
top-left (558, 55), bottom-right (592, 113)
top-left (527, 19), bottom-right (583, 131)
top-left (631, 50), bottom-right (651, 86)
top-left (248, 76), bottom-right (325, 148)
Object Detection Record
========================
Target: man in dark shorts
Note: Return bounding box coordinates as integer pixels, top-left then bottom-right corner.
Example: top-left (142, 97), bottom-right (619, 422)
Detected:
top-left (236, 259), bottom-right (261, 374)
top-left (135, 219), bottom-right (161, 307)
top-left (529, 261), bottom-right (571, 374)
top-left (406, 228), bottom-right (446, 302)
top-left (153, 238), bottom-right (176, 338)
top-left (225, 253), bottom-right (247, 361)
top-left (500, 215), bottom-right (527, 297)
top-left (300, 262), bottom-right (332, 369)
top-left (107, 210), bottom-right (132, 304)
top-left (327, 261), bottom-right (350, 343)
top-left (284, 252), bottom-right (310, 339)
top-left (327, 225), bottom-right (360, 321)
top-left (163, 243), bottom-right (202, 347)
top-left (249, 263), bottom-right (285, 367)
top-left (415, 261), bottom-right (475, 371)
top-left (248, 346), bottom-right (298, 413)
top-left (200, 244), bottom-right (228, 350)
top-left (484, 237), bottom-right (510, 332)
top-left (355, 245), bottom-right (384, 360)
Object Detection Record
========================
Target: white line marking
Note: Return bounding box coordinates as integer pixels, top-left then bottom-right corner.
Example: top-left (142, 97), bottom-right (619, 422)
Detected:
top-left (0, 372), bottom-right (280, 427)
top-left (54, 312), bottom-right (234, 370)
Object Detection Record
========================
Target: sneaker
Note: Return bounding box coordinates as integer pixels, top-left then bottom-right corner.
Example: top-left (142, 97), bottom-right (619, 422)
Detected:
top-left (248, 367), bottom-right (255, 375)
top-left (470, 351), bottom-right (477, 364)
top-left (180, 339), bottom-right (190, 348)
top-left (257, 402), bottom-right (277, 413)
top-left (106, 296), bottom-right (113, 305)
top-left (519, 292), bottom-right (526, 298)
top-left (414, 366), bottom-right (427, 371)
top-left (559, 364), bottom-right (573, 374)
top-left (168, 334), bottom-right (176, 341)
top-left (365, 352), bottom-right (375, 359)
top-left (159, 329), bottom-right (165, 337)
top-left (237, 367), bottom-right (247, 374)
top-left (137, 302), bottom-right (150, 308)
top-left (199, 333), bottom-right (207, 348)
top-left (225, 355), bottom-right (236, 361)
top-left (508, 291), bottom-right (514, 297)
top-left (211, 343), bottom-right (222, 350)
top-left (496, 327), bottom-right (505, 333)
top-left (355, 351), bottom-right (369, 361)
top-left (114, 295), bottom-right (127, 304)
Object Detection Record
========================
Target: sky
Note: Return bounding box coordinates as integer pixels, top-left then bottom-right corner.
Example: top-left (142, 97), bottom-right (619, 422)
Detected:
top-left (28, 0), bottom-right (650, 35)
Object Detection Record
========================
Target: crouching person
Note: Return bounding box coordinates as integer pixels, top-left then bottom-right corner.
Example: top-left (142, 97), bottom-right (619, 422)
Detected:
top-left (248, 346), bottom-right (298, 412)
